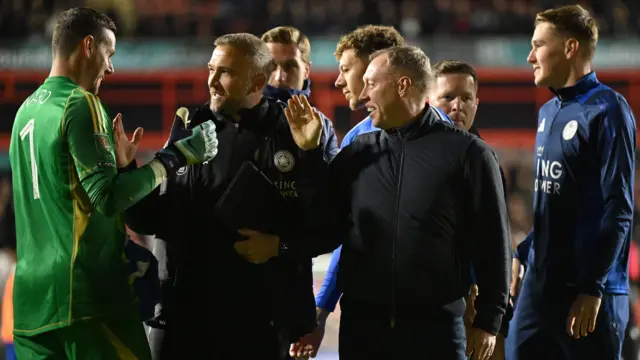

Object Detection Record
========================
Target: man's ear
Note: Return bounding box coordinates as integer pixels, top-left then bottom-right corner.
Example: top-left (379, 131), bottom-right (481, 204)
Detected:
top-left (565, 38), bottom-right (579, 59)
top-left (304, 61), bottom-right (311, 80)
top-left (82, 35), bottom-right (95, 59)
top-left (397, 76), bottom-right (411, 97)
top-left (251, 73), bottom-right (268, 93)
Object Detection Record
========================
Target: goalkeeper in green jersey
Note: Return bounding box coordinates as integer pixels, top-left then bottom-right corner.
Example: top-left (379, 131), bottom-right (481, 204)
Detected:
top-left (8, 7), bottom-right (218, 360)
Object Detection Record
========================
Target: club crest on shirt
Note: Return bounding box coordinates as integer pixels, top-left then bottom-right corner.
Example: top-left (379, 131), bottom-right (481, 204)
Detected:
top-left (176, 166), bottom-right (188, 175)
top-left (563, 120), bottom-right (578, 140)
top-left (274, 150), bottom-right (295, 173)
top-left (94, 133), bottom-right (114, 161)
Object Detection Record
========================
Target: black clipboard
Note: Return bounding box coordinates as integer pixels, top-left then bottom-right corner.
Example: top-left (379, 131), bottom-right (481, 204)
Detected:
top-left (215, 161), bottom-right (289, 233)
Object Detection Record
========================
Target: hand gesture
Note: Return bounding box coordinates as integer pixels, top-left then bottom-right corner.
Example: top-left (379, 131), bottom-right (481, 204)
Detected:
top-left (233, 229), bottom-right (279, 264)
top-left (289, 308), bottom-right (328, 359)
top-left (165, 107), bottom-right (191, 148)
top-left (566, 293), bottom-right (602, 338)
top-left (160, 107), bottom-right (218, 166)
top-left (464, 285), bottom-right (479, 329)
top-left (466, 328), bottom-right (496, 360)
top-left (112, 113), bottom-right (143, 168)
top-left (510, 258), bottom-right (525, 301)
top-left (284, 95), bottom-right (324, 150)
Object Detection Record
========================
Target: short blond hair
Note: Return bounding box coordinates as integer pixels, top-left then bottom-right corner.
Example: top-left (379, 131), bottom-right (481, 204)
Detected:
top-left (261, 26), bottom-right (311, 64)
top-left (335, 25), bottom-right (405, 60)
top-left (535, 5), bottom-right (599, 60)
top-left (370, 46), bottom-right (432, 96)
top-left (215, 33), bottom-right (274, 74)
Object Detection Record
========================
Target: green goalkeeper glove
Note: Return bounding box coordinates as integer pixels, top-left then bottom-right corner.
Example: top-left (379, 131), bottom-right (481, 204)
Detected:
top-left (155, 107), bottom-right (218, 173)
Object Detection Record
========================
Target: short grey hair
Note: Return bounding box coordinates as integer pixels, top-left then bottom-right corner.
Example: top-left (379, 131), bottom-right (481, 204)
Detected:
top-left (214, 33), bottom-right (274, 75)
top-left (370, 45), bottom-right (432, 96)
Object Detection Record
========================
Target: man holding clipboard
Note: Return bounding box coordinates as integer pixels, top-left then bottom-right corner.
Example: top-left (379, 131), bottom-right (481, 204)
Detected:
top-left (125, 33), bottom-right (337, 360)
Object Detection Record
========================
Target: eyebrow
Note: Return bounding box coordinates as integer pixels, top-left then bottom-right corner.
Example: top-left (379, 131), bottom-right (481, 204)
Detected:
top-left (208, 64), bottom-right (236, 73)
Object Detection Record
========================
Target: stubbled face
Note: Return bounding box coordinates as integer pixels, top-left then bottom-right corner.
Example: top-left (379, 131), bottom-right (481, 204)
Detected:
top-left (527, 22), bottom-right (571, 88)
top-left (429, 73), bottom-right (478, 130)
top-left (334, 49), bottom-right (368, 110)
top-left (267, 42), bottom-right (309, 90)
top-left (86, 28), bottom-right (115, 95)
top-left (359, 54), bottom-right (402, 129)
top-left (207, 45), bottom-right (256, 113)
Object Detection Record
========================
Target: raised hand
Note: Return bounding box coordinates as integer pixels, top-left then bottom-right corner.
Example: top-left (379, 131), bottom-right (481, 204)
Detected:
top-left (112, 113), bottom-right (143, 168)
top-left (284, 95), bottom-right (323, 151)
top-left (155, 107), bottom-right (218, 173)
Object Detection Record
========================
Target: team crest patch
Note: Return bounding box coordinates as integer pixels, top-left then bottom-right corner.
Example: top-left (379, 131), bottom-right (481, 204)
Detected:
top-left (562, 120), bottom-right (578, 140)
top-left (274, 150), bottom-right (295, 173)
top-left (176, 166), bottom-right (188, 175)
top-left (94, 134), bottom-right (114, 159)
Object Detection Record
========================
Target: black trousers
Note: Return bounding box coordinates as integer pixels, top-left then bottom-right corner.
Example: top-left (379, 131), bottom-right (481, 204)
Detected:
top-left (339, 307), bottom-right (467, 360)
top-left (148, 316), bottom-right (292, 360)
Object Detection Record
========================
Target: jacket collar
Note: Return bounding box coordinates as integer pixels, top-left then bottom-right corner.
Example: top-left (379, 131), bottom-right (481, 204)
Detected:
top-left (190, 97), bottom-right (271, 131)
top-left (550, 72), bottom-right (599, 102)
top-left (383, 105), bottom-right (442, 141)
top-left (262, 79), bottom-right (311, 103)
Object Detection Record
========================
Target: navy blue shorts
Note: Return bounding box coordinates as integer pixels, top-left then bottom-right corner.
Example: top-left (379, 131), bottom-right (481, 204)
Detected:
top-left (507, 273), bottom-right (629, 360)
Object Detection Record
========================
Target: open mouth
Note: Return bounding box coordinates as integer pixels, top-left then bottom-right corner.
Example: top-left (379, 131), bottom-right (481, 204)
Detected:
top-left (366, 106), bottom-right (377, 116)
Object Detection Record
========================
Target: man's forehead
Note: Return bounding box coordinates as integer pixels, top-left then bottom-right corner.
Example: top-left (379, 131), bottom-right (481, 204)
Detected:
top-left (267, 42), bottom-right (301, 60)
top-left (532, 22), bottom-right (556, 41)
top-left (210, 45), bottom-right (247, 66)
top-left (102, 29), bottom-right (116, 49)
top-left (435, 73), bottom-right (475, 88)
top-left (339, 49), bottom-right (359, 65)
top-left (364, 55), bottom-right (387, 76)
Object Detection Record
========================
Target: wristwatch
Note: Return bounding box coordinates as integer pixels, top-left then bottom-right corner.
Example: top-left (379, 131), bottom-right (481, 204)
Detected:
top-left (278, 240), bottom-right (289, 256)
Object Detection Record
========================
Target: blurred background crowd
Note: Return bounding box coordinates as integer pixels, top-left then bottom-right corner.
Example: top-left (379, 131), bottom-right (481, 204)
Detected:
top-left (2, 0), bottom-right (640, 39)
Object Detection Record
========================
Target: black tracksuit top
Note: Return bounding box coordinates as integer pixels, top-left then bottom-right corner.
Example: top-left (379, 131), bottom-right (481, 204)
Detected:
top-left (283, 106), bottom-right (512, 335)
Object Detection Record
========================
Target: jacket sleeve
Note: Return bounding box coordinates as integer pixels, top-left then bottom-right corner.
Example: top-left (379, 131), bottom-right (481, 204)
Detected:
top-left (580, 97), bottom-right (636, 298)
top-left (464, 141), bottom-right (511, 336)
top-left (124, 164), bottom-right (193, 239)
top-left (64, 92), bottom-right (167, 217)
top-left (514, 229), bottom-right (533, 266)
top-left (316, 245), bottom-right (342, 311)
top-left (319, 112), bottom-right (339, 163)
top-left (124, 182), bottom-right (165, 236)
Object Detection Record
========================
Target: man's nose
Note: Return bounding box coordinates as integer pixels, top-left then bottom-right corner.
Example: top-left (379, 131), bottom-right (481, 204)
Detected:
top-left (274, 67), bottom-right (286, 82)
top-left (451, 97), bottom-right (462, 110)
top-left (358, 87), bottom-right (368, 101)
top-left (527, 49), bottom-right (536, 64)
top-left (335, 73), bottom-right (345, 88)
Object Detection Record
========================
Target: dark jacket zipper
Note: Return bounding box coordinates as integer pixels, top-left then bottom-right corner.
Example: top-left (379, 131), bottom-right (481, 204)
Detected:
top-left (391, 134), bottom-right (406, 329)
top-left (229, 122), bottom-right (240, 169)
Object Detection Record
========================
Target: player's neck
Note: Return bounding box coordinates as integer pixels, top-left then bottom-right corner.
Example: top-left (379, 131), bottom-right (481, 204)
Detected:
top-left (560, 63), bottom-right (592, 89)
top-left (49, 58), bottom-right (85, 90)
top-left (385, 101), bottom-right (425, 129)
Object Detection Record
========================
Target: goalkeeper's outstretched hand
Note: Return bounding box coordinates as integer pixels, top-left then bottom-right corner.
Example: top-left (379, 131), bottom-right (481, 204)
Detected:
top-left (155, 107), bottom-right (218, 173)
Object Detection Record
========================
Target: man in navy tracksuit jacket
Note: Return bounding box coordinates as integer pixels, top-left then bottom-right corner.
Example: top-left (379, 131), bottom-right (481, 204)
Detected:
top-left (508, 6), bottom-right (636, 360)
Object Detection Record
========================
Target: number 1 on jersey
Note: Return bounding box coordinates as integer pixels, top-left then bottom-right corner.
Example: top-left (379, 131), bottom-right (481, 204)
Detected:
top-left (19, 119), bottom-right (40, 199)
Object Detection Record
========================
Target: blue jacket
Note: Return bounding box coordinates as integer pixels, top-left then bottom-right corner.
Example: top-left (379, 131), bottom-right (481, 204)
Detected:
top-left (263, 79), bottom-right (339, 162)
top-left (515, 72), bottom-right (635, 298)
top-left (316, 106), bottom-right (454, 312)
